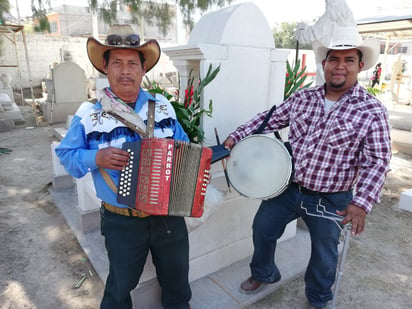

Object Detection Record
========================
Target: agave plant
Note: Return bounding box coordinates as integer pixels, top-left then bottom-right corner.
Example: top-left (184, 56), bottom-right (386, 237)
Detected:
top-left (284, 59), bottom-right (312, 100)
top-left (366, 86), bottom-right (382, 97)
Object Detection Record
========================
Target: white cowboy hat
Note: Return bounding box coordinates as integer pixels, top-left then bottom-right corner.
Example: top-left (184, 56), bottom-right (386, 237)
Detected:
top-left (312, 26), bottom-right (380, 71)
top-left (87, 24), bottom-right (160, 74)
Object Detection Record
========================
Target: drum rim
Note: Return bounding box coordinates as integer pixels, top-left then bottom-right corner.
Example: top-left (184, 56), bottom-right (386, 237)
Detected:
top-left (226, 134), bottom-right (292, 199)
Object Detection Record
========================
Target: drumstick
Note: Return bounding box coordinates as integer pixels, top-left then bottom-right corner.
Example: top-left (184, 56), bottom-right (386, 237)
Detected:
top-left (214, 128), bottom-right (231, 192)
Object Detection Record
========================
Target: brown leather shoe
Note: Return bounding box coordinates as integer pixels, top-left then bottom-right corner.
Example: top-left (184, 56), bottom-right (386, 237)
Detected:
top-left (239, 277), bottom-right (266, 294)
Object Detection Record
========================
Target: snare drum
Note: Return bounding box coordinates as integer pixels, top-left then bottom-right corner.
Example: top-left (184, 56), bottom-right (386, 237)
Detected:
top-left (226, 134), bottom-right (292, 199)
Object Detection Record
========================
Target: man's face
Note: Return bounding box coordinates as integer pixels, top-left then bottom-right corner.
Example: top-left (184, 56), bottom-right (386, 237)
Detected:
top-left (322, 49), bottom-right (364, 94)
top-left (103, 49), bottom-right (145, 102)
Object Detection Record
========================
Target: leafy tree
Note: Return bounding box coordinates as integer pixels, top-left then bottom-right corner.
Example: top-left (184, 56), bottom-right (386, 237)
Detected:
top-left (30, 0), bottom-right (234, 34)
top-left (0, 0), bottom-right (10, 55)
top-left (273, 21), bottom-right (311, 50)
top-left (31, 0), bottom-right (51, 32)
top-left (0, 0), bottom-right (10, 25)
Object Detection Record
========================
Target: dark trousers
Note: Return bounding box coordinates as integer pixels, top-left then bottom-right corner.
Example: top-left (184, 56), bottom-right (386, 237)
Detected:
top-left (100, 207), bottom-right (191, 309)
top-left (250, 183), bottom-right (352, 307)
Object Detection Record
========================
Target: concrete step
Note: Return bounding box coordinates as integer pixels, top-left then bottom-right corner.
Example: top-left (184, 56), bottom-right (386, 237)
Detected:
top-left (389, 110), bottom-right (412, 131)
top-left (391, 128), bottom-right (412, 156)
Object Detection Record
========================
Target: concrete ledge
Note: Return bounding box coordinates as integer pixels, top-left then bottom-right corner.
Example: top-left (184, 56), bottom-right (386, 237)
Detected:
top-left (389, 110), bottom-right (412, 131)
top-left (77, 206), bottom-right (101, 233)
top-left (53, 127), bottom-right (67, 140)
top-left (189, 228), bottom-right (311, 309)
top-left (399, 189), bottom-right (412, 212)
top-left (0, 118), bottom-right (15, 132)
top-left (51, 172), bottom-right (74, 190)
top-left (391, 128), bottom-right (412, 156)
top-left (40, 101), bottom-right (82, 124)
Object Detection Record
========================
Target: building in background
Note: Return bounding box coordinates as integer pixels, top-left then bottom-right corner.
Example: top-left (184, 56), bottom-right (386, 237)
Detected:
top-left (33, 3), bottom-right (179, 44)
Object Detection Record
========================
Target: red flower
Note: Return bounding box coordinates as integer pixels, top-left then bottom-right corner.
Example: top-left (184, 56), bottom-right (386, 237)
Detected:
top-left (184, 86), bottom-right (194, 107)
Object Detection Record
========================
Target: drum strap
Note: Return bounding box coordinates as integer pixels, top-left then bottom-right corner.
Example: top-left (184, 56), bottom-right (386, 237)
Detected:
top-left (254, 105), bottom-right (282, 140)
top-left (255, 105), bottom-right (293, 171)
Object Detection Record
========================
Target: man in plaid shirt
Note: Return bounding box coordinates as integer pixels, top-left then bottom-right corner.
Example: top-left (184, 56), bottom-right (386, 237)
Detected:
top-left (223, 27), bottom-right (391, 309)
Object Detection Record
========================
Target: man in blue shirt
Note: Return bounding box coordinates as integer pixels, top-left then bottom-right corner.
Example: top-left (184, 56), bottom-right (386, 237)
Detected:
top-left (56, 24), bottom-right (191, 309)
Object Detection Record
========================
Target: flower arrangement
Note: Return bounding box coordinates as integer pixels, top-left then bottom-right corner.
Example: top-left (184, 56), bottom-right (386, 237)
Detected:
top-left (146, 64), bottom-right (220, 144)
top-left (146, 60), bottom-right (309, 143)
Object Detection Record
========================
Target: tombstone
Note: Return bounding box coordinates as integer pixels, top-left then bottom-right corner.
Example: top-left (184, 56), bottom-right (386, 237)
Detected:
top-left (166, 2), bottom-right (296, 307)
top-left (0, 73), bottom-right (25, 126)
top-left (0, 73), bottom-right (15, 102)
top-left (41, 61), bottom-right (88, 124)
top-left (88, 77), bottom-right (109, 99)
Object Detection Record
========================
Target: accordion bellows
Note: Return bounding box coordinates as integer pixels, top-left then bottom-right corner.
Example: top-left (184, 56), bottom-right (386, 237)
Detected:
top-left (117, 138), bottom-right (212, 217)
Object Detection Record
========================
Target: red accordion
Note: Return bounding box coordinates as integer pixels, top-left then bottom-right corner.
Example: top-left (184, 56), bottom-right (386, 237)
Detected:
top-left (117, 138), bottom-right (212, 217)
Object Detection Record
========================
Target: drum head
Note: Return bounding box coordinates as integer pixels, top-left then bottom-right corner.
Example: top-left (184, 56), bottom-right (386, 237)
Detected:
top-left (226, 135), bottom-right (292, 199)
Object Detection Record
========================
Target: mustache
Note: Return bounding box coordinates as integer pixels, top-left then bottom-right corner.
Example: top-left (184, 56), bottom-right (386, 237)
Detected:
top-left (118, 76), bottom-right (134, 82)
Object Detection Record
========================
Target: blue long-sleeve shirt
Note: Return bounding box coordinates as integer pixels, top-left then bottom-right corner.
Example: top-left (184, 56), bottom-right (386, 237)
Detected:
top-left (56, 88), bottom-right (189, 208)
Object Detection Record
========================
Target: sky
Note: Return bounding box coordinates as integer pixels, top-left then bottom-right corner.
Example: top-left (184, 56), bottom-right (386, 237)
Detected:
top-left (10, 0), bottom-right (411, 27)
top-left (232, 0), bottom-right (411, 26)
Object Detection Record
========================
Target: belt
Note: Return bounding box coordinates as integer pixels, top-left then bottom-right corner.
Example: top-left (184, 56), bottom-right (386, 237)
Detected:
top-left (102, 202), bottom-right (150, 218)
top-left (292, 182), bottom-right (319, 195)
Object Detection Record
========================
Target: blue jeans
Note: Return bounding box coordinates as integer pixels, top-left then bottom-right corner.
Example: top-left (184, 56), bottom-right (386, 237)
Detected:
top-left (100, 207), bottom-right (191, 309)
top-left (250, 183), bottom-right (352, 307)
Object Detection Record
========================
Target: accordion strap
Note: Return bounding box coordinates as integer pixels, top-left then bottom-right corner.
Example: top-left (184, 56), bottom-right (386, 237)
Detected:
top-left (99, 99), bottom-right (156, 192)
top-left (99, 168), bottom-right (118, 193)
top-left (98, 167), bottom-right (149, 217)
top-left (147, 99), bottom-right (156, 138)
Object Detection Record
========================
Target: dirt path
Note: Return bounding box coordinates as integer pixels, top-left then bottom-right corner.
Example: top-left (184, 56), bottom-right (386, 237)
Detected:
top-left (0, 106), bottom-right (104, 309)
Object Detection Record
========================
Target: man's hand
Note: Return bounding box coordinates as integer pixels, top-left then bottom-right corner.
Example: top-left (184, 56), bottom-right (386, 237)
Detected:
top-left (336, 204), bottom-right (367, 236)
top-left (96, 147), bottom-right (130, 170)
top-left (223, 137), bottom-right (235, 150)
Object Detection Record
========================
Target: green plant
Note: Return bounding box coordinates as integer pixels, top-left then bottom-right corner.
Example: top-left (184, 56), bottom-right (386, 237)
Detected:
top-left (366, 87), bottom-right (382, 97)
top-left (146, 64), bottom-right (220, 143)
top-left (284, 59), bottom-right (313, 100)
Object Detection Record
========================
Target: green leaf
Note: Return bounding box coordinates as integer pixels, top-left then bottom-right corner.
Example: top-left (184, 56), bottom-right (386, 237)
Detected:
top-left (147, 64), bottom-right (219, 143)
top-left (284, 59), bottom-right (312, 100)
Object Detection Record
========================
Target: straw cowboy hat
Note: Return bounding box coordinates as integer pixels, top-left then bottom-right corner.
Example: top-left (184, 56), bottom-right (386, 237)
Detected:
top-left (312, 26), bottom-right (380, 71)
top-left (87, 24), bottom-right (161, 74)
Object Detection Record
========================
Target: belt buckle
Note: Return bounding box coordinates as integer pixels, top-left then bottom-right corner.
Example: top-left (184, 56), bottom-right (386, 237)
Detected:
top-left (301, 185), bottom-right (317, 195)
top-left (128, 207), bottom-right (149, 218)
top-left (294, 183), bottom-right (304, 193)
top-left (294, 183), bottom-right (314, 195)
top-left (298, 185), bottom-right (306, 194)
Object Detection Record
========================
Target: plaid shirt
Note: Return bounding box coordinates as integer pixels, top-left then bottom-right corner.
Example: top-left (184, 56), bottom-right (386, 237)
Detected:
top-left (229, 82), bottom-right (391, 213)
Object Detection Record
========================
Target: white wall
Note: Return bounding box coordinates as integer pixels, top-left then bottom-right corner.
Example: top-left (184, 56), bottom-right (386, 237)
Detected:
top-left (0, 33), bottom-right (178, 91)
top-left (0, 33), bottom-right (91, 89)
